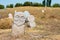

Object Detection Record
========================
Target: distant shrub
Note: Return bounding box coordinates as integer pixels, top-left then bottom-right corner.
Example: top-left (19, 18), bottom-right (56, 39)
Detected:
top-left (15, 3), bottom-right (23, 7)
top-left (32, 2), bottom-right (43, 6)
top-left (23, 1), bottom-right (32, 6)
top-left (52, 3), bottom-right (60, 7)
top-left (6, 4), bottom-right (13, 8)
top-left (0, 4), bottom-right (4, 9)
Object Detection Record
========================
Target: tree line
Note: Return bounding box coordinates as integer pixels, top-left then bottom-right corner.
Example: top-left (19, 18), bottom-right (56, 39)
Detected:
top-left (0, 0), bottom-right (60, 9)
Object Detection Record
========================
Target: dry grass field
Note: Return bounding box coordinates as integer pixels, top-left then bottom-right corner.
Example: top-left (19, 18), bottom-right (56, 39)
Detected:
top-left (0, 6), bottom-right (60, 40)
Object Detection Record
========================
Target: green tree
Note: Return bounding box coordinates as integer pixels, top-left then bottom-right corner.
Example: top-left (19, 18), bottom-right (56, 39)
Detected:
top-left (47, 0), bottom-right (52, 7)
top-left (6, 4), bottom-right (13, 8)
top-left (52, 3), bottom-right (60, 7)
top-left (42, 0), bottom-right (52, 7)
top-left (15, 3), bottom-right (23, 7)
top-left (32, 2), bottom-right (43, 6)
top-left (0, 4), bottom-right (4, 9)
top-left (42, 0), bottom-right (45, 6)
top-left (23, 1), bottom-right (32, 6)
top-left (6, 5), bottom-right (10, 8)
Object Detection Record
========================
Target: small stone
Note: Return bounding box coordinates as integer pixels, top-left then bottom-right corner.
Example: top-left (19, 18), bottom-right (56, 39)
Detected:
top-left (8, 13), bottom-right (13, 19)
top-left (27, 15), bottom-right (35, 22)
top-left (42, 10), bottom-right (45, 13)
top-left (23, 11), bottom-right (30, 18)
top-left (28, 22), bottom-right (36, 28)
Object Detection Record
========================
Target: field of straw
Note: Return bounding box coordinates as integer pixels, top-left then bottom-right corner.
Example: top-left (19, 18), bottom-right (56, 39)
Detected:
top-left (0, 6), bottom-right (60, 40)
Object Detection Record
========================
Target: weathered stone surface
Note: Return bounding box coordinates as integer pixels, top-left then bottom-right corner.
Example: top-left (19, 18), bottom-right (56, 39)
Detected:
top-left (27, 15), bottom-right (35, 22)
top-left (8, 13), bottom-right (13, 19)
top-left (28, 22), bottom-right (36, 28)
top-left (12, 24), bottom-right (25, 36)
top-left (12, 11), bottom-right (26, 37)
top-left (27, 15), bottom-right (36, 28)
top-left (14, 12), bottom-right (26, 26)
top-left (12, 11), bottom-right (36, 37)
top-left (24, 11), bottom-right (36, 28)
top-left (23, 11), bottom-right (30, 18)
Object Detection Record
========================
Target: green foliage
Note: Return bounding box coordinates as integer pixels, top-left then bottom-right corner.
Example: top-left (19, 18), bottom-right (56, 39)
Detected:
top-left (52, 3), bottom-right (60, 7)
top-left (42, 0), bottom-right (52, 7)
top-left (42, 0), bottom-right (45, 6)
top-left (6, 5), bottom-right (10, 8)
top-left (23, 1), bottom-right (32, 6)
top-left (15, 3), bottom-right (23, 7)
top-left (1, 1), bottom-right (60, 9)
top-left (0, 4), bottom-right (4, 9)
top-left (32, 2), bottom-right (43, 7)
top-left (47, 0), bottom-right (51, 7)
top-left (6, 4), bottom-right (13, 8)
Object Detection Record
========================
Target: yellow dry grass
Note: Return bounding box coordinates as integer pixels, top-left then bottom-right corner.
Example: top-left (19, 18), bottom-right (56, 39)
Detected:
top-left (0, 6), bottom-right (60, 29)
top-left (0, 6), bottom-right (60, 40)
top-left (0, 18), bottom-right (13, 29)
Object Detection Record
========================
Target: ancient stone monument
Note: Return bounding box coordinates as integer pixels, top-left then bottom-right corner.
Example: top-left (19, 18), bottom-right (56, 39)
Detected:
top-left (12, 11), bottom-right (36, 37)
top-left (12, 11), bottom-right (26, 37)
top-left (27, 15), bottom-right (36, 28)
top-left (23, 11), bottom-right (30, 18)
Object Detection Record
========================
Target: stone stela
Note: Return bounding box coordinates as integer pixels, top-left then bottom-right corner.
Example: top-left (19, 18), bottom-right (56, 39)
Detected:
top-left (12, 11), bottom-right (36, 37)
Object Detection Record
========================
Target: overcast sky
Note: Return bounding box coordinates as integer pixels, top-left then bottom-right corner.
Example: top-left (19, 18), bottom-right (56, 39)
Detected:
top-left (0, 0), bottom-right (60, 6)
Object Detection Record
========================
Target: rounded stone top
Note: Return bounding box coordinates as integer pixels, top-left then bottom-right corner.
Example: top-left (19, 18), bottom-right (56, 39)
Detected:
top-left (23, 11), bottom-right (30, 18)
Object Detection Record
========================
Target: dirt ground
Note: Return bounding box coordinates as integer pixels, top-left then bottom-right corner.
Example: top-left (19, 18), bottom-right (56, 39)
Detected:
top-left (0, 28), bottom-right (60, 40)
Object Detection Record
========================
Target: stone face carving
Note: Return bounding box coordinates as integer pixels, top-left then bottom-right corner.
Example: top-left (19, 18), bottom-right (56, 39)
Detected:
top-left (12, 11), bottom-right (36, 37)
top-left (12, 12), bottom-right (26, 36)
top-left (14, 12), bottom-right (26, 26)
